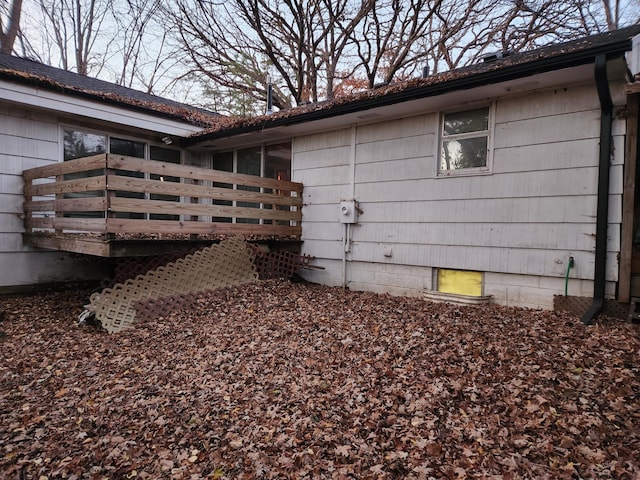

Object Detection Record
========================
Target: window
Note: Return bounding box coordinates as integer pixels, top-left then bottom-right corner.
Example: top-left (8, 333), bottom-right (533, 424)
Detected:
top-left (149, 146), bottom-right (181, 221)
top-left (64, 129), bottom-right (106, 161)
top-left (110, 137), bottom-right (146, 219)
top-left (62, 127), bottom-right (182, 220)
top-left (62, 128), bottom-right (107, 218)
top-left (439, 106), bottom-right (492, 174)
top-left (211, 151), bottom-right (234, 223)
top-left (236, 147), bottom-right (262, 224)
top-left (212, 143), bottom-right (292, 225)
top-left (264, 143), bottom-right (292, 225)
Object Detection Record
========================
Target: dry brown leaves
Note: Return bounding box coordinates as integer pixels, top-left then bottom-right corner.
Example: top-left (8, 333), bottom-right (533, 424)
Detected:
top-left (1, 281), bottom-right (639, 479)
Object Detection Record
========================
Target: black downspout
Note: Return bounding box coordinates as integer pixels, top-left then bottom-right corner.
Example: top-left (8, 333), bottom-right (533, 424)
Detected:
top-left (582, 54), bottom-right (613, 325)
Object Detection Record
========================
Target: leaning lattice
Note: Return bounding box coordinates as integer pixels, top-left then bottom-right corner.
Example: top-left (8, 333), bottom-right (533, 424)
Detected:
top-left (89, 237), bottom-right (258, 333)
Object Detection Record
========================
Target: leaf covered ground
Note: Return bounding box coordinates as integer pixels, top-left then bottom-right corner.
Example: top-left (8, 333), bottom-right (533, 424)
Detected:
top-left (1, 281), bottom-right (639, 479)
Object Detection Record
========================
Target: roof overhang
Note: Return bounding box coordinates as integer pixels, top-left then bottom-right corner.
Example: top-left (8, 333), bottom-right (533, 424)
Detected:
top-left (185, 29), bottom-right (637, 151)
top-left (0, 78), bottom-right (206, 137)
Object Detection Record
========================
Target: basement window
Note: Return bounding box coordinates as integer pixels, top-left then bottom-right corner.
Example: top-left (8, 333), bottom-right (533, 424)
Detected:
top-left (438, 106), bottom-right (492, 175)
top-left (437, 269), bottom-right (483, 297)
top-left (424, 268), bottom-right (492, 306)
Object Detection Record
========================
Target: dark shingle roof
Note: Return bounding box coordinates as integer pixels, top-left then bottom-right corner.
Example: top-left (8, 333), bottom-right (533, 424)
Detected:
top-left (185, 24), bottom-right (640, 145)
top-left (0, 53), bottom-right (221, 127)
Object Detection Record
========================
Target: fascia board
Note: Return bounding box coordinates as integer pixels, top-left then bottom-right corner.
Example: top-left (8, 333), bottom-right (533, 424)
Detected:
top-left (0, 79), bottom-right (203, 137)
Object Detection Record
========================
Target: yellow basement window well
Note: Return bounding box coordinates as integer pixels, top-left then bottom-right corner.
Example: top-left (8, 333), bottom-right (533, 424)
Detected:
top-left (438, 269), bottom-right (482, 296)
top-left (424, 269), bottom-right (492, 305)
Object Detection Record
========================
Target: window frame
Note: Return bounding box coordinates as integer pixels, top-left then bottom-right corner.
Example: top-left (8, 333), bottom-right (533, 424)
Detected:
top-left (60, 125), bottom-right (183, 220)
top-left (210, 142), bottom-right (292, 225)
top-left (436, 103), bottom-right (495, 177)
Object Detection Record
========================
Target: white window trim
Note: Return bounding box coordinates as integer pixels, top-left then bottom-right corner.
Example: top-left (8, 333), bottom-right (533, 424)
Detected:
top-left (436, 103), bottom-right (495, 177)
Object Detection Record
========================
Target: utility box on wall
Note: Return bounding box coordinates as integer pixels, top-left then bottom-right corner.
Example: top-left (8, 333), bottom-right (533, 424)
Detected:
top-left (339, 200), bottom-right (358, 224)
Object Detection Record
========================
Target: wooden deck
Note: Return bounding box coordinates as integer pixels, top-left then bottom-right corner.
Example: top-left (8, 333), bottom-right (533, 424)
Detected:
top-left (23, 154), bottom-right (303, 257)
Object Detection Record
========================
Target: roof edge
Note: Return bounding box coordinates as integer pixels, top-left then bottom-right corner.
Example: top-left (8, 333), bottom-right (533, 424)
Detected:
top-left (0, 67), bottom-right (217, 129)
top-left (183, 28), bottom-right (637, 147)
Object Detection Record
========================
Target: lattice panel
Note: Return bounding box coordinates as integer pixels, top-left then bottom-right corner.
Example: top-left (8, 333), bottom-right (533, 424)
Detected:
top-left (553, 295), bottom-right (629, 321)
top-left (252, 248), bottom-right (314, 280)
top-left (106, 249), bottom-right (201, 288)
top-left (90, 237), bottom-right (258, 333)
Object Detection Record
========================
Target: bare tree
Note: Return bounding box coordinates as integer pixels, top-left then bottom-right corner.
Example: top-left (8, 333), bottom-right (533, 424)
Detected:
top-left (108, 0), bottom-right (185, 94)
top-left (170, 0), bottom-right (373, 113)
top-left (13, 0), bottom-right (639, 115)
top-left (0, 0), bottom-right (22, 54)
top-left (349, 0), bottom-right (450, 86)
top-left (32, 0), bottom-right (113, 75)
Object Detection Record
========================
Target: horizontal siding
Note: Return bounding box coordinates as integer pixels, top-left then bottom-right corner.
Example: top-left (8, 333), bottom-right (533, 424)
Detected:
top-left (355, 167), bottom-right (598, 202)
top-left (356, 156), bottom-right (433, 183)
top-left (294, 164), bottom-right (351, 187)
top-left (356, 114), bottom-right (436, 143)
top-left (355, 134), bottom-right (434, 165)
top-left (353, 222), bottom-right (597, 251)
top-left (301, 222), bottom-right (344, 241)
top-left (0, 232), bottom-right (23, 251)
top-left (0, 107), bottom-right (59, 142)
top-left (295, 80), bottom-right (625, 306)
top-left (293, 128), bottom-right (352, 152)
top-left (0, 108), bottom-right (59, 255)
top-left (494, 109), bottom-right (600, 148)
top-left (493, 138), bottom-right (598, 173)
top-left (293, 145), bottom-right (351, 170)
top-left (0, 213), bottom-right (24, 232)
top-left (494, 83), bottom-right (598, 123)
top-left (0, 105), bottom-right (103, 289)
top-left (359, 196), bottom-right (597, 223)
top-left (299, 185), bottom-right (353, 205)
top-left (0, 190), bottom-right (24, 214)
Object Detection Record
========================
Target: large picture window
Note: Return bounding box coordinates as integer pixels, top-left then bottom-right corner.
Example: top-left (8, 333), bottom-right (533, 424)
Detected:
top-left (211, 143), bottom-right (292, 225)
top-left (62, 127), bottom-right (182, 220)
top-left (439, 106), bottom-right (492, 175)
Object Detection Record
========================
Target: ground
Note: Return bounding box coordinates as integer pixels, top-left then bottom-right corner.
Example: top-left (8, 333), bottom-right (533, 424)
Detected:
top-left (0, 281), bottom-right (639, 479)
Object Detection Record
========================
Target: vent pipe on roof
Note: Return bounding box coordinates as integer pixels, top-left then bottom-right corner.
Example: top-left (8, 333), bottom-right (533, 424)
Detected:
top-left (482, 51), bottom-right (512, 63)
top-left (581, 54), bottom-right (613, 325)
top-left (422, 66), bottom-right (430, 78)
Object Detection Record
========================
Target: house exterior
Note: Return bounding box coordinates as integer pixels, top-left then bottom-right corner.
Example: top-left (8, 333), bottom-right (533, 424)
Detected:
top-left (2, 26), bottom-right (640, 320)
top-left (0, 53), bottom-right (218, 290)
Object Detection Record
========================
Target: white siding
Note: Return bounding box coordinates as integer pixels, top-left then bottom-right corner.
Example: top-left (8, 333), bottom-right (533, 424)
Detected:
top-left (0, 105), bottom-right (108, 289)
top-left (296, 82), bottom-right (624, 308)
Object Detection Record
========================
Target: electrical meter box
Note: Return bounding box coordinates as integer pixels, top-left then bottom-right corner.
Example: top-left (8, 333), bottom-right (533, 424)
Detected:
top-left (339, 200), bottom-right (358, 224)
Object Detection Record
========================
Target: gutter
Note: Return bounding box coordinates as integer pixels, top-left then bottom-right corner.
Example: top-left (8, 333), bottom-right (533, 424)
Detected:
top-left (581, 54), bottom-right (613, 325)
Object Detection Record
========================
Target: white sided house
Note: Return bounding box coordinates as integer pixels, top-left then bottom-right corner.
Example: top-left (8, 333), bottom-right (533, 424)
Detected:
top-left (2, 26), bottom-right (640, 322)
top-left (0, 53), bottom-right (221, 290)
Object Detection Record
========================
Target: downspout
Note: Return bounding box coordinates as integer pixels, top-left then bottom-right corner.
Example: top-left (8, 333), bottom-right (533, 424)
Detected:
top-left (581, 54), bottom-right (613, 325)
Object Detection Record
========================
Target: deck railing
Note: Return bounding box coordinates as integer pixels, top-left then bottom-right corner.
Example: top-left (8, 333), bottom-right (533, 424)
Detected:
top-left (23, 153), bottom-right (303, 239)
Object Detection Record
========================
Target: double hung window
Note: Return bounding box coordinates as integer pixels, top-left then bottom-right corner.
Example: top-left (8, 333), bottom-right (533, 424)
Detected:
top-left (439, 106), bottom-right (492, 175)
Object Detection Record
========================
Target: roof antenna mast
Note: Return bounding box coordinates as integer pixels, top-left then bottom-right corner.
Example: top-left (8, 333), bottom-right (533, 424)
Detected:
top-left (266, 75), bottom-right (273, 115)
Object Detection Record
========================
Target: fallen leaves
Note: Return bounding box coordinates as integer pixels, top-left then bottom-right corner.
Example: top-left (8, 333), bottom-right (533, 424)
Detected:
top-left (1, 281), bottom-right (639, 479)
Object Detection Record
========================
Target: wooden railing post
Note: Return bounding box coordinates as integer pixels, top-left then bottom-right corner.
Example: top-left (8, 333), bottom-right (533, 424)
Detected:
top-left (54, 172), bottom-right (63, 235)
top-left (104, 154), bottom-right (116, 240)
top-left (190, 177), bottom-right (200, 240)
